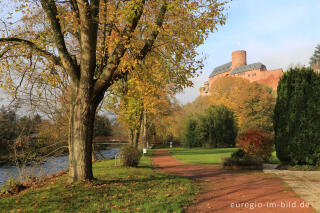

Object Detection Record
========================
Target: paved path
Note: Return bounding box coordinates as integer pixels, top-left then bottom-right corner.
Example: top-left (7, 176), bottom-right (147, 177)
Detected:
top-left (152, 149), bottom-right (314, 213)
top-left (264, 169), bottom-right (320, 212)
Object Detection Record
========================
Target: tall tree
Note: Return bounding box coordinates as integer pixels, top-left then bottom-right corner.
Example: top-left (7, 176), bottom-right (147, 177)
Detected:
top-left (207, 77), bottom-right (275, 132)
top-left (274, 67), bottom-right (320, 165)
top-left (310, 44), bottom-right (320, 72)
top-left (0, 0), bottom-right (227, 181)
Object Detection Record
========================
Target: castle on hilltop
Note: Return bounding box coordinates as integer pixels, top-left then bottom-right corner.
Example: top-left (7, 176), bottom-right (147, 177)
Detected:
top-left (200, 50), bottom-right (283, 96)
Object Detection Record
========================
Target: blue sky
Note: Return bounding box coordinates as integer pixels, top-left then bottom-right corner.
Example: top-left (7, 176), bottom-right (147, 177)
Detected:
top-left (1, 0), bottom-right (319, 107)
top-left (176, 0), bottom-right (320, 104)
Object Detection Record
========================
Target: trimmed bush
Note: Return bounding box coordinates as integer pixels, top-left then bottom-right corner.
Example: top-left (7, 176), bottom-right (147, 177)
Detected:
top-left (120, 146), bottom-right (142, 167)
top-left (222, 149), bottom-right (263, 170)
top-left (230, 149), bottom-right (247, 160)
top-left (274, 67), bottom-right (320, 165)
top-left (236, 128), bottom-right (274, 161)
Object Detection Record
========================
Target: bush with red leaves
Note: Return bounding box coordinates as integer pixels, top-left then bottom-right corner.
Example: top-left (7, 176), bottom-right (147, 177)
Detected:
top-left (236, 129), bottom-right (274, 161)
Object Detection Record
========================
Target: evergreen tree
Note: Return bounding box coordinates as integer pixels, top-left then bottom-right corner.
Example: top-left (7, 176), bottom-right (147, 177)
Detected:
top-left (274, 67), bottom-right (320, 165)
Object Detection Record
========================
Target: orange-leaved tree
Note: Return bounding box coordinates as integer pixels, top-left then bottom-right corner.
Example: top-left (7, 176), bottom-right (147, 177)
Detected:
top-left (0, 0), bottom-right (227, 181)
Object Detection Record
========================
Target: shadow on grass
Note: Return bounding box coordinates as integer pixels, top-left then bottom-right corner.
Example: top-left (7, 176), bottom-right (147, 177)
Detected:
top-left (92, 174), bottom-right (183, 185)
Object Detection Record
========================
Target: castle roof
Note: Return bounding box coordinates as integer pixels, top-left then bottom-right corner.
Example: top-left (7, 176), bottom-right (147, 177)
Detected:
top-left (209, 62), bottom-right (232, 77)
top-left (209, 61), bottom-right (266, 78)
top-left (231, 62), bottom-right (265, 74)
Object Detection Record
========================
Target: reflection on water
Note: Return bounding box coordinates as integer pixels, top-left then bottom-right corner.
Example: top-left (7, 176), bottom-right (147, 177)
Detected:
top-left (0, 148), bottom-right (121, 186)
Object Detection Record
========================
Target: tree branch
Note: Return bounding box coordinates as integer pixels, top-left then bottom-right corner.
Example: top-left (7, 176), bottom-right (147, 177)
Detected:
top-left (76, 0), bottom-right (100, 80)
top-left (94, 0), bottom-right (146, 96)
top-left (69, 0), bottom-right (81, 41)
top-left (0, 38), bottom-right (62, 66)
top-left (137, 0), bottom-right (167, 61)
top-left (40, 0), bottom-right (80, 82)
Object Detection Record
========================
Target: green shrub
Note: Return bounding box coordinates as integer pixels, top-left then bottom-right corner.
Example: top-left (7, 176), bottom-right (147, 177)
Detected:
top-left (223, 149), bottom-right (263, 170)
top-left (274, 67), bottom-right (320, 165)
top-left (230, 149), bottom-right (247, 160)
top-left (198, 105), bottom-right (238, 148)
top-left (181, 116), bottom-right (201, 148)
top-left (181, 105), bottom-right (238, 148)
top-left (120, 146), bottom-right (142, 167)
top-left (236, 128), bottom-right (274, 161)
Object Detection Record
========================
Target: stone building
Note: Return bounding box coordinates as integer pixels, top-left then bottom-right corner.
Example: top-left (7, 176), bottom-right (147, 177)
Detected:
top-left (200, 50), bottom-right (283, 96)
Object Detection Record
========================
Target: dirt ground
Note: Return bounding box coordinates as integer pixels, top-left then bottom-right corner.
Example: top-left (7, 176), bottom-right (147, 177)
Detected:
top-left (152, 149), bottom-right (314, 213)
top-left (264, 168), bottom-right (320, 212)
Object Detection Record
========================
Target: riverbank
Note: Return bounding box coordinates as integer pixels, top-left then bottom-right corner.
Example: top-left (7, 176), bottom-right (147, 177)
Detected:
top-left (0, 153), bottom-right (10, 166)
top-left (0, 151), bottom-right (197, 212)
top-left (0, 148), bottom-right (121, 187)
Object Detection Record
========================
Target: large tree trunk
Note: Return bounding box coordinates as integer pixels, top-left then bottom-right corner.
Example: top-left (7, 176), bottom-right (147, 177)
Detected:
top-left (68, 86), bottom-right (97, 182)
top-left (127, 129), bottom-right (140, 148)
top-left (127, 111), bottom-right (143, 148)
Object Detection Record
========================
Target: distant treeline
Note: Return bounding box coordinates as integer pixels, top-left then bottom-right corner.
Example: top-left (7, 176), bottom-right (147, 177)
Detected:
top-left (0, 107), bottom-right (115, 164)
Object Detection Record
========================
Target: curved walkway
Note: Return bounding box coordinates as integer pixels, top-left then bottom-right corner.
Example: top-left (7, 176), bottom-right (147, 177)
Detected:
top-left (152, 149), bottom-right (314, 213)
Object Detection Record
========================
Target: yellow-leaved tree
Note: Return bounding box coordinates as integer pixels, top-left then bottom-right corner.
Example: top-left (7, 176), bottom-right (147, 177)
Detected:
top-left (0, 0), bottom-right (227, 182)
top-left (207, 77), bottom-right (275, 132)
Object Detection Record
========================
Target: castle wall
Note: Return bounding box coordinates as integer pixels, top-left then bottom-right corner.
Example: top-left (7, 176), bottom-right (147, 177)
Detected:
top-left (203, 50), bottom-right (283, 96)
top-left (255, 68), bottom-right (283, 90)
top-left (208, 70), bottom-right (232, 88)
top-left (208, 68), bottom-right (283, 91)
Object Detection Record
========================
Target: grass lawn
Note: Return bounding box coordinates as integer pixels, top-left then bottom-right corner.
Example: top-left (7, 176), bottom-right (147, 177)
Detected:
top-left (0, 152), bottom-right (198, 213)
top-left (168, 147), bottom-right (237, 164)
top-left (169, 148), bottom-right (281, 165)
top-left (269, 151), bottom-right (281, 164)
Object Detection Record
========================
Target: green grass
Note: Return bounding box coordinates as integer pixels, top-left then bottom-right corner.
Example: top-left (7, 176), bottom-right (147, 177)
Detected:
top-left (0, 152), bottom-right (198, 212)
top-left (268, 151), bottom-right (281, 164)
top-left (168, 147), bottom-right (237, 164)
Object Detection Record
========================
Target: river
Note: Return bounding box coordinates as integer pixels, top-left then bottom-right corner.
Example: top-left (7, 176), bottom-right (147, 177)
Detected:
top-left (0, 148), bottom-right (121, 187)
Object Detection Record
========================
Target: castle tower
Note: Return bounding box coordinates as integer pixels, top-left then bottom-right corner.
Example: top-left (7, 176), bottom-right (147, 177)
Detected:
top-left (232, 50), bottom-right (247, 69)
top-left (200, 50), bottom-right (283, 96)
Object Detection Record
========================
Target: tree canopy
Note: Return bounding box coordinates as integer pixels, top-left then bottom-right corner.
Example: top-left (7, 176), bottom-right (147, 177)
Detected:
top-left (181, 104), bottom-right (237, 148)
top-left (206, 77), bottom-right (275, 132)
top-left (0, 0), bottom-right (228, 181)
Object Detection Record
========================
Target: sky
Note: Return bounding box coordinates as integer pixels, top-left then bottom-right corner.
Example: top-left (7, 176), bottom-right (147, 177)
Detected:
top-left (1, 0), bottom-right (320, 109)
top-left (175, 0), bottom-right (320, 104)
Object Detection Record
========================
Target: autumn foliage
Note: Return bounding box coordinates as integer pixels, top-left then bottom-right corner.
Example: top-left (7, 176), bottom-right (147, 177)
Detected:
top-left (207, 77), bottom-right (276, 132)
top-left (0, 0), bottom-right (228, 181)
top-left (121, 146), bottom-right (142, 167)
top-left (236, 129), bottom-right (274, 161)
